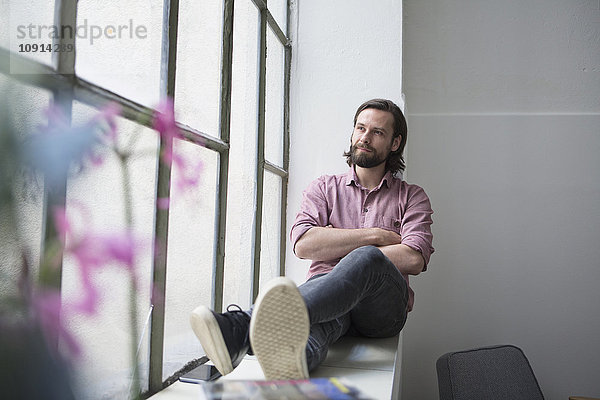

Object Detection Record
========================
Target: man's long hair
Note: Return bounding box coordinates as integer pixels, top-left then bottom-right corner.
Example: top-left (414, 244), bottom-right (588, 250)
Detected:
top-left (343, 98), bottom-right (408, 174)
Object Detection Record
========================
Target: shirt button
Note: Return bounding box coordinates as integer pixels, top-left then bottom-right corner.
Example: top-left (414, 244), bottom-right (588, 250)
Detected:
top-left (394, 221), bottom-right (401, 228)
top-left (363, 208), bottom-right (368, 213)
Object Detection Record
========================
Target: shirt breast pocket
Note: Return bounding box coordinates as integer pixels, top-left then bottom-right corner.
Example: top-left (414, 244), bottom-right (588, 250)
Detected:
top-left (381, 216), bottom-right (402, 234)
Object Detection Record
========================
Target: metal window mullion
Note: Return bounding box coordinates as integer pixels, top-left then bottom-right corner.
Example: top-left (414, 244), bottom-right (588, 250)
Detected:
top-left (266, 12), bottom-right (289, 47)
top-left (251, 6), bottom-right (268, 302)
top-left (75, 78), bottom-right (229, 152)
top-left (0, 50), bottom-right (229, 153)
top-left (149, 0), bottom-right (180, 394)
top-left (213, 0), bottom-right (235, 314)
top-left (249, 0), bottom-right (289, 47)
top-left (0, 47), bottom-right (74, 88)
top-left (264, 160), bottom-right (287, 177)
top-left (39, 0), bottom-right (78, 292)
top-left (52, 0), bottom-right (77, 75)
top-left (1, 52), bottom-right (230, 159)
top-left (279, 6), bottom-right (292, 276)
top-left (248, 0), bottom-right (292, 280)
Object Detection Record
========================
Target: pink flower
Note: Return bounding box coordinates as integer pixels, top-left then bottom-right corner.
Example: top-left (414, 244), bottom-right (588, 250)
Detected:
top-left (171, 153), bottom-right (204, 192)
top-left (32, 206), bottom-right (141, 359)
top-left (53, 206), bottom-right (140, 315)
top-left (94, 102), bottom-right (122, 143)
top-left (152, 97), bottom-right (204, 197)
top-left (157, 197), bottom-right (171, 210)
top-left (88, 102), bottom-right (123, 166)
top-left (152, 98), bottom-right (182, 165)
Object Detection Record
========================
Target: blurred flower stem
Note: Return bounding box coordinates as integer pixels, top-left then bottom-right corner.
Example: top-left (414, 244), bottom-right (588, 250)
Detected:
top-left (116, 149), bottom-right (141, 400)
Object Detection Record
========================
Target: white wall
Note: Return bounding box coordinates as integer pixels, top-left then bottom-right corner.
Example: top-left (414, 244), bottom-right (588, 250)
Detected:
top-left (402, 1), bottom-right (600, 399)
top-left (286, 0), bottom-right (404, 284)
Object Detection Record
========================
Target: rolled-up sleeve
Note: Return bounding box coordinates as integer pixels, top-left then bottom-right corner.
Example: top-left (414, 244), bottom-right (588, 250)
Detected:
top-left (400, 186), bottom-right (434, 270)
top-left (290, 177), bottom-right (330, 253)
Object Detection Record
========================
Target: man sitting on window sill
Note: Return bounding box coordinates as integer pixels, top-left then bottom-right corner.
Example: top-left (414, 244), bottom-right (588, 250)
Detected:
top-left (190, 98), bottom-right (434, 380)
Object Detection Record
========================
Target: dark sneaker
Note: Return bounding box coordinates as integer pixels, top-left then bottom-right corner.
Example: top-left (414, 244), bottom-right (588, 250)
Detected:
top-left (250, 277), bottom-right (310, 380)
top-left (190, 304), bottom-right (250, 376)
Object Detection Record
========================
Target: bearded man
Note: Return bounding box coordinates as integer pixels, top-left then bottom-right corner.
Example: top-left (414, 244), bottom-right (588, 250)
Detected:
top-left (191, 98), bottom-right (434, 380)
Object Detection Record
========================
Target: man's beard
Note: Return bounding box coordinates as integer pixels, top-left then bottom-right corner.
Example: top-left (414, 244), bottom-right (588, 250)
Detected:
top-left (351, 144), bottom-right (388, 168)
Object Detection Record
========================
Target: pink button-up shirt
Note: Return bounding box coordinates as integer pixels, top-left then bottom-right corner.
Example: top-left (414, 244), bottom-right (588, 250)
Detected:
top-left (290, 168), bottom-right (434, 311)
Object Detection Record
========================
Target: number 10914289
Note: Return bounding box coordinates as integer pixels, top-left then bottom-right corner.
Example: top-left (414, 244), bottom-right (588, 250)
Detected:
top-left (18, 43), bottom-right (74, 53)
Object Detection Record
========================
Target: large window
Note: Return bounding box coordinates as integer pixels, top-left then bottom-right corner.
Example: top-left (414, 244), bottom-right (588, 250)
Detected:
top-left (1, 0), bottom-right (291, 397)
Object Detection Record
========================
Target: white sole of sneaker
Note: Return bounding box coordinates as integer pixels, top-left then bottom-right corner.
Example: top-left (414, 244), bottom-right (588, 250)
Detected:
top-left (190, 305), bottom-right (233, 376)
top-left (250, 277), bottom-right (310, 380)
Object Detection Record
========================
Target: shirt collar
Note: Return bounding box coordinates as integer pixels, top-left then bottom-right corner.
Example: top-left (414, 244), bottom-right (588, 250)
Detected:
top-left (345, 167), bottom-right (358, 186)
top-left (345, 167), bottom-right (393, 189)
top-left (381, 170), bottom-right (393, 188)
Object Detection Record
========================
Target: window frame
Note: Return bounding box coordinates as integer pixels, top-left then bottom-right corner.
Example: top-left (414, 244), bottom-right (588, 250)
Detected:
top-left (0, 0), bottom-right (292, 395)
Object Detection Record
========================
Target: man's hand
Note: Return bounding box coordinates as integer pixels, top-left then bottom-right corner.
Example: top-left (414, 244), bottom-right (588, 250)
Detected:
top-left (294, 226), bottom-right (402, 262)
top-left (372, 227), bottom-right (403, 247)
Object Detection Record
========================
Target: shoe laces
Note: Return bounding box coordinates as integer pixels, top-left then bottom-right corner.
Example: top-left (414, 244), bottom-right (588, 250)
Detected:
top-left (226, 304), bottom-right (244, 313)
top-left (223, 304), bottom-right (250, 335)
top-left (225, 304), bottom-right (250, 326)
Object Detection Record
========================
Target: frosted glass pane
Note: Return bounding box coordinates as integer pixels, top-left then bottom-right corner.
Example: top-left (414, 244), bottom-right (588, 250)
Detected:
top-left (1, 1), bottom-right (9, 48)
top-left (222, 0), bottom-right (259, 310)
top-left (259, 171), bottom-right (282, 292)
top-left (7, 0), bottom-right (55, 67)
top-left (0, 78), bottom-right (50, 299)
top-left (63, 102), bottom-right (159, 399)
top-left (268, 0), bottom-right (287, 34)
top-left (75, 0), bottom-right (162, 107)
top-left (163, 140), bottom-right (218, 379)
top-left (265, 27), bottom-right (285, 167)
top-left (174, 0), bottom-right (223, 136)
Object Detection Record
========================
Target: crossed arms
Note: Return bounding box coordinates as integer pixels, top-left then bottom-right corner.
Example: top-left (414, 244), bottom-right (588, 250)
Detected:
top-left (294, 226), bottom-right (425, 276)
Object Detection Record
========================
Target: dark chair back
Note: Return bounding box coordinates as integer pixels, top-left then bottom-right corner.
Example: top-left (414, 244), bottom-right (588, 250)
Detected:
top-left (436, 344), bottom-right (545, 400)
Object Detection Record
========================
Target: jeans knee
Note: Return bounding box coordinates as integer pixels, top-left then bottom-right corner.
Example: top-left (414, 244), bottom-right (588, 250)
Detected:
top-left (334, 245), bottom-right (397, 281)
top-left (349, 245), bottom-right (388, 266)
top-left (351, 245), bottom-right (384, 259)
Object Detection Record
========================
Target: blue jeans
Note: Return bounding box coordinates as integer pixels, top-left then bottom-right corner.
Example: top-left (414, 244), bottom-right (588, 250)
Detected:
top-left (298, 245), bottom-right (409, 371)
